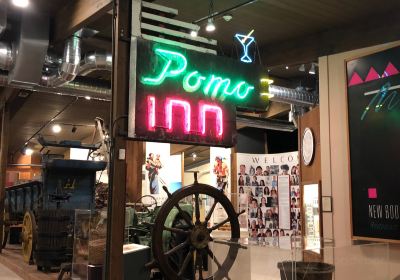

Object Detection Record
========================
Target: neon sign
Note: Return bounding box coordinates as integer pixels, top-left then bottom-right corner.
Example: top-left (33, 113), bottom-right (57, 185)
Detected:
top-left (361, 82), bottom-right (400, 120)
top-left (130, 38), bottom-right (268, 147)
top-left (146, 95), bottom-right (224, 138)
top-left (235, 32), bottom-right (255, 63)
top-left (141, 47), bottom-right (255, 100)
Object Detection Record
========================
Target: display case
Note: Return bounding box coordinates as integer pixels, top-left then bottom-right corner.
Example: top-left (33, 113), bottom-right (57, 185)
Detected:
top-left (72, 209), bottom-right (107, 280)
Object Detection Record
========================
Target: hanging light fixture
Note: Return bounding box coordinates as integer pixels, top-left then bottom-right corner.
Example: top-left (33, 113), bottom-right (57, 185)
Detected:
top-left (309, 63), bottom-right (316, 75)
top-left (298, 64), bottom-right (305, 72)
top-left (206, 18), bottom-right (216, 32)
top-left (206, 0), bottom-right (216, 32)
top-left (190, 30), bottom-right (198, 37)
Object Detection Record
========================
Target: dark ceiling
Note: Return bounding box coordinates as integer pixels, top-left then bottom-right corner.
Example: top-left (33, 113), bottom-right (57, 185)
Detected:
top-left (155, 0), bottom-right (400, 54)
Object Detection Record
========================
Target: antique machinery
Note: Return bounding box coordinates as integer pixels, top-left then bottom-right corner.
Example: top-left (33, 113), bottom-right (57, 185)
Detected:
top-left (129, 172), bottom-right (244, 280)
top-left (2, 139), bottom-right (106, 271)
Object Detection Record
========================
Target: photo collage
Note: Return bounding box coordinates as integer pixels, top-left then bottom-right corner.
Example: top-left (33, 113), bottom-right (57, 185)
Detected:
top-left (237, 152), bottom-right (301, 247)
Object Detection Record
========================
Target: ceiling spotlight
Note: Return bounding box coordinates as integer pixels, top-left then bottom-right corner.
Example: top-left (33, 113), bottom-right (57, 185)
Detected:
top-left (192, 152), bottom-right (197, 161)
top-left (12, 0), bottom-right (29, 8)
top-left (299, 64), bottom-right (305, 72)
top-left (285, 66), bottom-right (289, 70)
top-left (25, 148), bottom-right (33, 156)
top-left (190, 30), bottom-right (198, 37)
top-left (206, 18), bottom-right (216, 32)
top-left (309, 63), bottom-right (316, 75)
top-left (85, 96), bottom-right (91, 100)
top-left (52, 124), bottom-right (62, 134)
top-left (71, 126), bottom-right (77, 133)
top-left (222, 14), bottom-right (233, 22)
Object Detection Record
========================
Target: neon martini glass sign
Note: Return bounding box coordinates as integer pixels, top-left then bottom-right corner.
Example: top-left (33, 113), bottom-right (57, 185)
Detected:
top-left (141, 48), bottom-right (255, 101)
top-left (235, 32), bottom-right (255, 63)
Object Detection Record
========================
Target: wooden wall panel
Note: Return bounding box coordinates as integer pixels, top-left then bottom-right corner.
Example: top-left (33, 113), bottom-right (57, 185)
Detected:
top-left (298, 107), bottom-right (321, 183)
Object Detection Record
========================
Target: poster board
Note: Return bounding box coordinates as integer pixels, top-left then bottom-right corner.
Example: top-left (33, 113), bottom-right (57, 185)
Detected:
top-left (346, 45), bottom-right (400, 242)
top-left (236, 152), bottom-right (301, 247)
top-left (142, 142), bottom-right (182, 205)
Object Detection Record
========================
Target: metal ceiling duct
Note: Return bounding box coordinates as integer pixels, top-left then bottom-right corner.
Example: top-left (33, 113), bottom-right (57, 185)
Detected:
top-left (36, 77), bottom-right (111, 101)
top-left (236, 114), bottom-right (297, 132)
top-left (269, 85), bottom-right (318, 107)
top-left (8, 12), bottom-right (49, 88)
top-left (0, 3), bottom-right (6, 36)
top-left (42, 34), bottom-right (82, 87)
top-left (79, 51), bottom-right (112, 76)
top-left (0, 41), bottom-right (13, 70)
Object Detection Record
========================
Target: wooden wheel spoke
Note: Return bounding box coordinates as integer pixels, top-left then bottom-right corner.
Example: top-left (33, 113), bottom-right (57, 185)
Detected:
top-left (178, 248), bottom-right (194, 277)
top-left (204, 199), bottom-right (217, 224)
top-left (164, 226), bottom-right (189, 235)
top-left (165, 240), bottom-right (188, 256)
top-left (194, 194), bottom-right (201, 224)
top-left (206, 247), bottom-right (222, 269)
top-left (174, 204), bottom-right (194, 227)
top-left (208, 217), bottom-right (230, 232)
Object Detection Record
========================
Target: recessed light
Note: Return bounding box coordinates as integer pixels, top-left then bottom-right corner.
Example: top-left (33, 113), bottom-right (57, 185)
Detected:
top-left (24, 148), bottom-right (33, 156)
top-left (285, 66), bottom-right (289, 70)
top-left (52, 124), bottom-right (62, 133)
top-left (12, 0), bottom-right (29, 8)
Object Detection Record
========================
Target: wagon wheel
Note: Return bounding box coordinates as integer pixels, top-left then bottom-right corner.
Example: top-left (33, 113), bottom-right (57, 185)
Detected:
top-left (21, 211), bottom-right (37, 264)
top-left (150, 184), bottom-right (244, 280)
top-left (1, 209), bottom-right (9, 249)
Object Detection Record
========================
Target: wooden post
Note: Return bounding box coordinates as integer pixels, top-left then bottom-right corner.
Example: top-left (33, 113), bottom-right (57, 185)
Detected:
top-left (125, 141), bottom-right (144, 202)
top-left (105, 0), bottom-right (130, 279)
top-left (0, 104), bottom-right (9, 253)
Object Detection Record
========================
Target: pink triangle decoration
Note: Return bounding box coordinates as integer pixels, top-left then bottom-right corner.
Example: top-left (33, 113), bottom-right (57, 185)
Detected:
top-left (365, 67), bottom-right (380, 82)
top-left (382, 62), bottom-right (399, 77)
top-left (348, 72), bottom-right (364, 86)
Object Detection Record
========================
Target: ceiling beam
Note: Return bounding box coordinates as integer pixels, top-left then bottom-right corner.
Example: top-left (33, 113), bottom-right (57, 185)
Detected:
top-left (263, 102), bottom-right (291, 118)
top-left (54, 0), bottom-right (113, 42)
top-left (261, 10), bottom-right (400, 67)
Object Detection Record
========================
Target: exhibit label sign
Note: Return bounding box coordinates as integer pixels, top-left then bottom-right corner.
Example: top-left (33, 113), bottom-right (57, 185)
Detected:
top-left (129, 38), bottom-right (269, 147)
top-left (346, 45), bottom-right (400, 242)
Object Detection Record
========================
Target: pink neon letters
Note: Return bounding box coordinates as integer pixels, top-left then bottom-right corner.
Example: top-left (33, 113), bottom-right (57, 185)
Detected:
top-left (147, 96), bottom-right (156, 130)
top-left (147, 96), bottom-right (224, 137)
top-left (199, 103), bottom-right (223, 136)
top-left (165, 98), bottom-right (191, 133)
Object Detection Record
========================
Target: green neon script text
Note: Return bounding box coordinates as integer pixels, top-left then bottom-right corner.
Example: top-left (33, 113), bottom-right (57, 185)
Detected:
top-left (141, 48), bottom-right (255, 100)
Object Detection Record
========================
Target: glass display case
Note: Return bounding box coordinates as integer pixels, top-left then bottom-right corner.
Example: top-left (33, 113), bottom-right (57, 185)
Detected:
top-left (72, 209), bottom-right (107, 280)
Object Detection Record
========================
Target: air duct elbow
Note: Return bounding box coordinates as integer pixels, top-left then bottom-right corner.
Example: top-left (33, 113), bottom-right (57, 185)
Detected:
top-left (59, 35), bottom-right (82, 82)
top-left (42, 34), bottom-right (81, 87)
top-left (79, 51), bottom-right (112, 76)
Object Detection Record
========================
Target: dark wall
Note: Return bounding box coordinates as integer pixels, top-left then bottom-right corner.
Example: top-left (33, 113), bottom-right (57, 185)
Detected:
top-left (266, 129), bottom-right (298, 153)
top-left (236, 127), bottom-right (266, 154)
top-left (267, 129), bottom-right (299, 154)
top-left (236, 127), bottom-right (298, 154)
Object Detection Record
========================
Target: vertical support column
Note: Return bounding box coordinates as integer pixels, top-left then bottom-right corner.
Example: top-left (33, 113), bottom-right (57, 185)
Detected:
top-left (230, 147), bottom-right (237, 210)
top-left (125, 141), bottom-right (144, 202)
top-left (105, 0), bottom-right (130, 278)
top-left (0, 104), bottom-right (9, 253)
